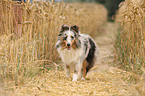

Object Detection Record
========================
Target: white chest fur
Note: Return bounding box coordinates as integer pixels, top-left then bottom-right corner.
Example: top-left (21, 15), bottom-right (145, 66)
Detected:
top-left (57, 47), bottom-right (83, 64)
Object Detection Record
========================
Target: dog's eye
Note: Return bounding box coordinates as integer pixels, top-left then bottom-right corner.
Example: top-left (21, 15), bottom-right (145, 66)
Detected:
top-left (71, 36), bottom-right (74, 39)
top-left (63, 36), bottom-right (67, 40)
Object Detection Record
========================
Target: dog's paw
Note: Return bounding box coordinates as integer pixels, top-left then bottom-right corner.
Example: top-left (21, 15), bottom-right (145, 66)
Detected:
top-left (72, 79), bottom-right (77, 82)
top-left (81, 77), bottom-right (85, 81)
top-left (72, 74), bottom-right (78, 81)
top-left (66, 74), bottom-right (70, 78)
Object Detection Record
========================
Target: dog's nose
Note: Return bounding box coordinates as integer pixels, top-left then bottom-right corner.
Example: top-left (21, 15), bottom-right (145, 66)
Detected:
top-left (67, 44), bottom-right (71, 47)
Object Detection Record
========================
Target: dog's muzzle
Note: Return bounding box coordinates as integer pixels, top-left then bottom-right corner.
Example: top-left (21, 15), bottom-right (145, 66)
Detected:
top-left (67, 43), bottom-right (71, 50)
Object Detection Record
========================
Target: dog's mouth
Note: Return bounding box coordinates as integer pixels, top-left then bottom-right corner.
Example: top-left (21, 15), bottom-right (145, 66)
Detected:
top-left (61, 46), bottom-right (71, 50)
top-left (67, 46), bottom-right (71, 50)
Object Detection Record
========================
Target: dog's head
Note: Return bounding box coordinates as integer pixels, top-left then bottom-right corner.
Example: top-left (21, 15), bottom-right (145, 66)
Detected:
top-left (58, 25), bottom-right (80, 50)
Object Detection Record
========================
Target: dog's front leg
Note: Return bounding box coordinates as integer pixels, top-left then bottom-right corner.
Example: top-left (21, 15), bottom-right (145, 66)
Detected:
top-left (65, 64), bottom-right (70, 77)
top-left (72, 62), bottom-right (82, 81)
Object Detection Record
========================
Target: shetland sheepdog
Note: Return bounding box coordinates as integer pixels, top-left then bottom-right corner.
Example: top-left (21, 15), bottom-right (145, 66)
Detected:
top-left (55, 25), bottom-right (99, 81)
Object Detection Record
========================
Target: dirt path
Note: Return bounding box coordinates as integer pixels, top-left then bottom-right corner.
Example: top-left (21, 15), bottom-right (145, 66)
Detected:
top-left (95, 22), bottom-right (116, 66)
top-left (8, 22), bottom-right (139, 96)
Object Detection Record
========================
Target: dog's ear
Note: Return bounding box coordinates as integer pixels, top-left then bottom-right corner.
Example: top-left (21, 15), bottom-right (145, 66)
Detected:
top-left (70, 25), bottom-right (79, 34)
top-left (58, 25), bottom-right (69, 36)
top-left (60, 25), bottom-right (69, 33)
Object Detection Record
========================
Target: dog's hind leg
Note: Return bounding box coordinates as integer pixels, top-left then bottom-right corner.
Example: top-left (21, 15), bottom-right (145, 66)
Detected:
top-left (81, 60), bottom-right (86, 80)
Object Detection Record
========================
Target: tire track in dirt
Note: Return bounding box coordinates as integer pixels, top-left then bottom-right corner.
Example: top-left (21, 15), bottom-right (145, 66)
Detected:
top-left (88, 22), bottom-right (117, 72)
